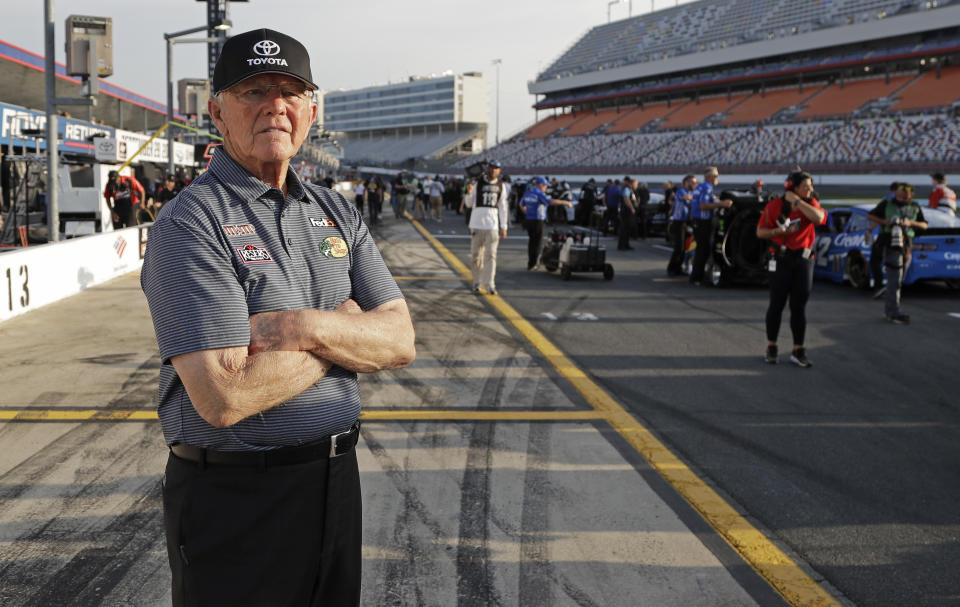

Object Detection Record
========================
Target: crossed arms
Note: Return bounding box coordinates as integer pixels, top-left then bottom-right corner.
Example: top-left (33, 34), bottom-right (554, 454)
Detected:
top-left (171, 298), bottom-right (415, 428)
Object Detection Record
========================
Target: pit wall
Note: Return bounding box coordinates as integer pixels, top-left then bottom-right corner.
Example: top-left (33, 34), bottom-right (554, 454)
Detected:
top-left (0, 225), bottom-right (148, 323)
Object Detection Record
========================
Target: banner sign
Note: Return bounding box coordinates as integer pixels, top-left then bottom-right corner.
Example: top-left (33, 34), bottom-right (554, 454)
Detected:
top-left (0, 101), bottom-right (113, 154)
top-left (1, 100), bottom-right (192, 166)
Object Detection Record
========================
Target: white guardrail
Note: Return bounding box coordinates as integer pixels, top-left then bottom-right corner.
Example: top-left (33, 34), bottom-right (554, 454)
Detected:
top-left (0, 225), bottom-right (149, 323)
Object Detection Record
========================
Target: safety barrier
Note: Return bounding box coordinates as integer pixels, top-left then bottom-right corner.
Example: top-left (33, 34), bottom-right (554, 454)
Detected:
top-left (0, 225), bottom-right (148, 323)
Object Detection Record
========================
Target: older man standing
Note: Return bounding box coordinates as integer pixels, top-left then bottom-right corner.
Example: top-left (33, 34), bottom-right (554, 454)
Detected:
top-left (463, 160), bottom-right (509, 294)
top-left (140, 29), bottom-right (415, 607)
top-left (689, 166), bottom-right (733, 285)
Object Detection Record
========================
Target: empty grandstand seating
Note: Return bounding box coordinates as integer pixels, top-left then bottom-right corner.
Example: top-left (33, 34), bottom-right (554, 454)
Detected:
top-left (450, 111), bottom-right (960, 171)
top-left (523, 113), bottom-right (579, 139)
top-left (721, 85), bottom-right (826, 125)
top-left (562, 109), bottom-right (622, 136)
top-left (796, 116), bottom-right (933, 164)
top-left (888, 65), bottom-right (960, 111)
top-left (797, 74), bottom-right (915, 118)
top-left (657, 94), bottom-right (751, 130)
top-left (889, 115), bottom-right (960, 163)
top-left (606, 102), bottom-right (683, 133)
top-left (342, 130), bottom-right (477, 164)
top-left (722, 85), bottom-right (823, 125)
top-left (536, 0), bottom-right (919, 82)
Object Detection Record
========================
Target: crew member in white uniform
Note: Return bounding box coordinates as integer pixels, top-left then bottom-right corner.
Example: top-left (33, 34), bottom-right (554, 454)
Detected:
top-left (463, 161), bottom-right (509, 295)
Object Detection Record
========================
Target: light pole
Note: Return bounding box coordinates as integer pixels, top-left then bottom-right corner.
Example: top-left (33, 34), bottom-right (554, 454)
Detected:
top-left (492, 58), bottom-right (502, 146)
top-left (164, 20), bottom-right (229, 175)
top-left (607, 0), bottom-right (626, 22)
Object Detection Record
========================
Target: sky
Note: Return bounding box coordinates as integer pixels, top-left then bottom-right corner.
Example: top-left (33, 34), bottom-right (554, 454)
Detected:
top-left (3, 0), bottom-right (697, 144)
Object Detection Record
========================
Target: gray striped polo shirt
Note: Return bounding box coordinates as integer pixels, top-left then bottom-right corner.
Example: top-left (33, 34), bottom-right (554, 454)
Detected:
top-left (140, 149), bottom-right (402, 450)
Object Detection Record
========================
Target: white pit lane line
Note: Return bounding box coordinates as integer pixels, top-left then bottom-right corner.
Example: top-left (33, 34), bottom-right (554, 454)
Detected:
top-left (950, 313), bottom-right (960, 319)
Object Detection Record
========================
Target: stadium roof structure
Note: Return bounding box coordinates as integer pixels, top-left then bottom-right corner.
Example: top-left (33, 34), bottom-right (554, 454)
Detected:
top-left (529, 0), bottom-right (960, 101)
top-left (0, 39), bottom-right (184, 131)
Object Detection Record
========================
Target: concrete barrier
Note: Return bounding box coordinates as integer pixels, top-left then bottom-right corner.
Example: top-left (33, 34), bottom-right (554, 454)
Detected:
top-left (0, 225), bottom-right (148, 323)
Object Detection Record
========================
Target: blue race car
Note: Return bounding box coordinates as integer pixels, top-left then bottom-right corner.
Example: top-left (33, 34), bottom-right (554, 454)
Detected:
top-left (812, 204), bottom-right (960, 289)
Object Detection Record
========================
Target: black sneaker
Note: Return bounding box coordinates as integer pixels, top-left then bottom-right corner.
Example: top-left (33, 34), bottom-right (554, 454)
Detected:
top-left (472, 284), bottom-right (481, 294)
top-left (886, 313), bottom-right (910, 324)
top-left (764, 345), bottom-right (778, 364)
top-left (790, 348), bottom-right (812, 368)
top-left (487, 288), bottom-right (497, 295)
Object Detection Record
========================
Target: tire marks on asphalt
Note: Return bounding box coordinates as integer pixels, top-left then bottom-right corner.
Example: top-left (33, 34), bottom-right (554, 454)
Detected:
top-left (0, 355), bottom-right (164, 605)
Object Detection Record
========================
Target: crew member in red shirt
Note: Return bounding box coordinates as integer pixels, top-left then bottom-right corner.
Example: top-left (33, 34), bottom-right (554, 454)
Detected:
top-left (928, 172), bottom-right (956, 214)
top-left (756, 170), bottom-right (826, 368)
top-left (103, 170), bottom-right (145, 229)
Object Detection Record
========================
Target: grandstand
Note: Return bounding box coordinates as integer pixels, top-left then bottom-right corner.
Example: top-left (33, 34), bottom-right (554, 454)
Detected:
top-left (324, 73), bottom-right (488, 167)
top-left (454, 0), bottom-right (960, 176)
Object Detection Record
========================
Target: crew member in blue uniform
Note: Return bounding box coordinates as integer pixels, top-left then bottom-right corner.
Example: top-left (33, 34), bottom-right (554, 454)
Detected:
top-left (667, 174), bottom-right (695, 275)
top-left (689, 166), bottom-right (733, 285)
top-left (140, 29), bottom-right (415, 607)
top-left (520, 176), bottom-right (573, 270)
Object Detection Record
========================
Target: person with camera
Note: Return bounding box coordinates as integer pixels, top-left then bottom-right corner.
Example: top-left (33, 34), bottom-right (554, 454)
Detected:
top-left (867, 181), bottom-right (901, 298)
top-left (756, 171), bottom-right (826, 367)
top-left (867, 183), bottom-right (927, 324)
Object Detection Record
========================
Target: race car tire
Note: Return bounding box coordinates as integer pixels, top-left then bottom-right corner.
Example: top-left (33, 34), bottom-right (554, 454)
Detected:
top-left (723, 208), bottom-right (767, 272)
top-left (845, 253), bottom-right (870, 290)
top-left (544, 261), bottom-right (558, 272)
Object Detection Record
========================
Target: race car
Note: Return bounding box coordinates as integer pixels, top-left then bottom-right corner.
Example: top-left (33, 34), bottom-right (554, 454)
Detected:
top-left (812, 204), bottom-right (960, 288)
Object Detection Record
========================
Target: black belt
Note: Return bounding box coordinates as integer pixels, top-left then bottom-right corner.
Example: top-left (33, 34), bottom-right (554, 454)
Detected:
top-left (170, 421), bottom-right (360, 468)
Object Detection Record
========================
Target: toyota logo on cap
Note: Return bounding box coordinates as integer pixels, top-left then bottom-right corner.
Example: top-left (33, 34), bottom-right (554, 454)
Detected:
top-left (253, 40), bottom-right (281, 56)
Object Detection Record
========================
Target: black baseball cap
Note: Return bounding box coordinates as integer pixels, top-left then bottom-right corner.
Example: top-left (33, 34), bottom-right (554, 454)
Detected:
top-left (212, 28), bottom-right (318, 94)
top-left (931, 171), bottom-right (946, 182)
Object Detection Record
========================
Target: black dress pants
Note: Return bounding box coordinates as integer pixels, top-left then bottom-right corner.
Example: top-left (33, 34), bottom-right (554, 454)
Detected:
top-left (525, 219), bottom-right (544, 268)
top-left (667, 220), bottom-right (686, 274)
top-left (618, 208), bottom-right (635, 249)
top-left (765, 252), bottom-right (814, 345)
top-left (162, 448), bottom-right (362, 607)
top-left (690, 219), bottom-right (712, 283)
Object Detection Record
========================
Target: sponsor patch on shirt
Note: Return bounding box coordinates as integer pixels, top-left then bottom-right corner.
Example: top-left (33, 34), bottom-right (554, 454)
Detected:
top-left (309, 217), bottom-right (337, 228)
top-left (236, 243), bottom-right (274, 264)
top-left (222, 223), bottom-right (257, 237)
top-left (319, 236), bottom-right (348, 258)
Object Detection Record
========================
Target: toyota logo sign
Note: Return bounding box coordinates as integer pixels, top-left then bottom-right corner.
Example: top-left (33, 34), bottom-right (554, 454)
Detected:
top-left (253, 40), bottom-right (281, 56)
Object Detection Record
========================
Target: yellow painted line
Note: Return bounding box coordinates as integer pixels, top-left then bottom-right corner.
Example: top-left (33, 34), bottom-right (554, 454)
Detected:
top-left (408, 217), bottom-right (474, 277)
top-left (0, 409), bottom-right (601, 423)
top-left (361, 410), bottom-right (603, 421)
top-left (417, 220), bottom-right (841, 607)
top-left (0, 410), bottom-right (158, 421)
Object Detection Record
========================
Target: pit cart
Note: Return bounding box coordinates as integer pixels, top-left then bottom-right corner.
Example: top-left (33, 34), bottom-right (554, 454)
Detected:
top-left (541, 224), bottom-right (614, 281)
